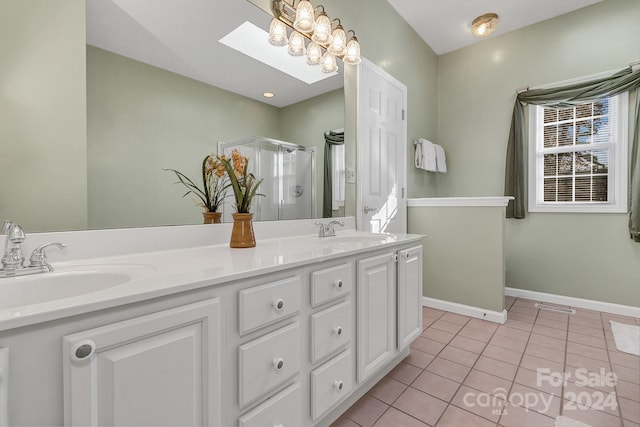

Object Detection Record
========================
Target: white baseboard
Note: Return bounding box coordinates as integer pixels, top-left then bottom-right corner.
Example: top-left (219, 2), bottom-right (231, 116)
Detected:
top-left (505, 287), bottom-right (640, 318)
top-left (422, 297), bottom-right (507, 324)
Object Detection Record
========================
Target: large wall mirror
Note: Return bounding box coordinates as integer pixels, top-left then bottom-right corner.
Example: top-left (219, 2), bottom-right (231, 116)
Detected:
top-left (3, 0), bottom-right (346, 232)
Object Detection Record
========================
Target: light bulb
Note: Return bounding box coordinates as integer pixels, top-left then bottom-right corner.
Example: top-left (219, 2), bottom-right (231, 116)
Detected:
top-left (343, 36), bottom-right (361, 65)
top-left (312, 12), bottom-right (332, 45)
top-left (321, 52), bottom-right (338, 73)
top-left (288, 31), bottom-right (306, 56)
top-left (293, 0), bottom-right (315, 33)
top-left (327, 24), bottom-right (346, 57)
top-left (268, 18), bottom-right (288, 46)
top-left (306, 42), bottom-right (322, 65)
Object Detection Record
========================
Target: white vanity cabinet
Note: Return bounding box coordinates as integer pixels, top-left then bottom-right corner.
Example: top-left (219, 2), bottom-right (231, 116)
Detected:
top-left (62, 298), bottom-right (221, 427)
top-left (356, 246), bottom-right (424, 384)
top-left (397, 246), bottom-right (424, 350)
top-left (0, 230), bottom-right (423, 427)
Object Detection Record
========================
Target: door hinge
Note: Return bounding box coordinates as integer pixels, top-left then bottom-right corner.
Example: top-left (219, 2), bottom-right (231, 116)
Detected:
top-left (402, 109), bottom-right (405, 120)
top-left (401, 187), bottom-right (405, 198)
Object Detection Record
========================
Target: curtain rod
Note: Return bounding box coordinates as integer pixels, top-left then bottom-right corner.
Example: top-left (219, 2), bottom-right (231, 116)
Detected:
top-left (516, 60), bottom-right (640, 94)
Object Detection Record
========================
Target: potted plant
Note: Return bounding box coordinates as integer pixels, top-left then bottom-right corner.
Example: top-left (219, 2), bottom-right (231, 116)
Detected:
top-left (217, 149), bottom-right (264, 247)
top-left (164, 155), bottom-right (229, 224)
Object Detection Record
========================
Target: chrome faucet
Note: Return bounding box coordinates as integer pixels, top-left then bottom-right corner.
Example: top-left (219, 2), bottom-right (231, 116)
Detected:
top-left (315, 220), bottom-right (345, 237)
top-left (1, 221), bottom-right (26, 272)
top-left (1, 221), bottom-right (66, 278)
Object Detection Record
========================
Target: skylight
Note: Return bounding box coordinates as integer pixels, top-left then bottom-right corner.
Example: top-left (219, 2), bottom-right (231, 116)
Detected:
top-left (219, 21), bottom-right (337, 85)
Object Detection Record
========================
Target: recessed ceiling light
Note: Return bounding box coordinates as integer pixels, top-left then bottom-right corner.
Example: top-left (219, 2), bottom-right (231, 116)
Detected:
top-left (263, 92), bottom-right (275, 98)
top-left (219, 21), bottom-right (337, 84)
top-left (471, 13), bottom-right (499, 37)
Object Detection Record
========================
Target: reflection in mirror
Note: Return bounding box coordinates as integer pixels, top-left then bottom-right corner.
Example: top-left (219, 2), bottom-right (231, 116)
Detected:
top-left (1, 0), bottom-right (345, 232)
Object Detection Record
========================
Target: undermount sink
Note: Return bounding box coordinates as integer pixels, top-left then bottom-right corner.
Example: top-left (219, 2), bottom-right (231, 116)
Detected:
top-left (0, 263), bottom-right (155, 310)
top-left (323, 233), bottom-right (396, 245)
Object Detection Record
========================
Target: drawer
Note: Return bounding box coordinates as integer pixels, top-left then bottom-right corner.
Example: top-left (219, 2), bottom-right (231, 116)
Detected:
top-left (238, 382), bottom-right (301, 427)
top-left (311, 349), bottom-right (353, 421)
top-left (311, 300), bottom-right (351, 364)
top-left (311, 263), bottom-right (352, 307)
top-left (239, 276), bottom-right (301, 335)
top-left (238, 323), bottom-right (300, 408)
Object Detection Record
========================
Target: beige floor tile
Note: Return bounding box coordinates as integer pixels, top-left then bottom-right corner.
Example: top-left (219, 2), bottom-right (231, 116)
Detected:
top-left (421, 327), bottom-right (455, 344)
top-left (449, 335), bottom-right (487, 354)
top-left (463, 369), bottom-right (512, 397)
top-left (411, 336), bottom-right (446, 356)
top-left (568, 331), bottom-right (607, 348)
top-left (616, 380), bottom-right (640, 402)
top-left (343, 395), bottom-right (388, 427)
top-left (504, 318), bottom-right (534, 332)
top-left (535, 317), bottom-right (569, 331)
top-left (474, 355), bottom-right (518, 381)
top-left (524, 342), bottom-right (565, 363)
top-left (482, 344), bottom-right (523, 366)
top-left (529, 333), bottom-right (567, 350)
top-left (569, 322), bottom-right (606, 338)
top-left (567, 341), bottom-right (609, 362)
top-left (404, 348), bottom-right (435, 369)
top-left (330, 414), bottom-right (361, 427)
top-left (441, 312), bottom-right (472, 325)
top-left (459, 326), bottom-right (494, 342)
top-left (608, 351), bottom-right (640, 369)
top-left (532, 324), bottom-right (567, 339)
top-left (388, 362), bottom-right (423, 385)
top-left (620, 397), bottom-right (640, 424)
top-left (490, 334), bottom-right (527, 352)
top-left (499, 403), bottom-right (555, 427)
top-left (495, 325), bottom-right (530, 340)
top-left (436, 405), bottom-right (496, 427)
top-left (570, 316), bottom-right (604, 329)
top-left (509, 383), bottom-right (561, 418)
top-left (467, 318), bottom-right (499, 333)
top-left (412, 370), bottom-right (460, 402)
top-left (612, 364), bottom-right (640, 384)
top-left (519, 354), bottom-right (563, 373)
top-left (427, 357), bottom-right (472, 383)
top-left (439, 345), bottom-right (480, 367)
top-left (562, 401), bottom-right (624, 427)
top-left (451, 384), bottom-right (505, 422)
top-left (432, 319), bottom-right (465, 334)
top-left (392, 386), bottom-right (448, 426)
top-left (368, 376), bottom-right (407, 405)
top-left (514, 367), bottom-right (562, 396)
top-left (372, 407), bottom-right (428, 427)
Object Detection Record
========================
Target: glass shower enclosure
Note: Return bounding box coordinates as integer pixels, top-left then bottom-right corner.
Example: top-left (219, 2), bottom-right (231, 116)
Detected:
top-left (218, 137), bottom-right (316, 222)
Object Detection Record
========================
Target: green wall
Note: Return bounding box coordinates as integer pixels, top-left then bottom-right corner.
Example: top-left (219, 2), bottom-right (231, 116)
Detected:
top-left (435, 0), bottom-right (640, 306)
top-left (0, 0), bottom-right (87, 232)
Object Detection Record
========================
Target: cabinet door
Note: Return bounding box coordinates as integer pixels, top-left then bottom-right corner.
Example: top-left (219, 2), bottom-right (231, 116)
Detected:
top-left (63, 299), bottom-right (221, 427)
top-left (357, 252), bottom-right (396, 383)
top-left (397, 246), bottom-right (423, 350)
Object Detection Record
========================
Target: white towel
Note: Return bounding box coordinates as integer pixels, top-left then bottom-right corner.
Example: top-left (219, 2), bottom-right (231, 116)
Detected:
top-left (420, 139), bottom-right (437, 172)
top-left (414, 141), bottom-right (423, 169)
top-left (434, 143), bottom-right (447, 173)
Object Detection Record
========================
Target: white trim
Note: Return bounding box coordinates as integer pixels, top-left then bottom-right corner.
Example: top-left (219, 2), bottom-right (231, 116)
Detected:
top-left (422, 297), bottom-right (507, 324)
top-left (408, 197), bottom-right (513, 207)
top-left (505, 287), bottom-right (640, 318)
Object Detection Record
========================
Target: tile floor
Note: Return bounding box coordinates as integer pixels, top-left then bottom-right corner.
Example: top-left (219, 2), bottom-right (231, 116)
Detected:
top-left (332, 297), bottom-right (640, 427)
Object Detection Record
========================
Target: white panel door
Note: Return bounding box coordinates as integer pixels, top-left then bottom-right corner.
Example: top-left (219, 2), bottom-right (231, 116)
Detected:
top-left (397, 246), bottom-right (423, 350)
top-left (356, 252), bottom-right (396, 383)
top-left (63, 299), bottom-right (221, 427)
top-left (357, 58), bottom-right (407, 233)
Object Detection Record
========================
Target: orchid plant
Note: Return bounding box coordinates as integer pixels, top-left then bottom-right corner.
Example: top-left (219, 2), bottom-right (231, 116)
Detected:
top-left (164, 155), bottom-right (229, 213)
top-left (217, 149), bottom-right (264, 214)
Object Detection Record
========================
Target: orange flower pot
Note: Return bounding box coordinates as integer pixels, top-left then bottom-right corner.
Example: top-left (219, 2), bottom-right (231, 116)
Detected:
top-left (230, 213), bottom-right (256, 248)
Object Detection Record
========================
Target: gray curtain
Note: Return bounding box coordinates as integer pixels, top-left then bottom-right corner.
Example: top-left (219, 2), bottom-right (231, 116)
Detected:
top-left (503, 67), bottom-right (640, 241)
top-left (323, 130), bottom-right (344, 218)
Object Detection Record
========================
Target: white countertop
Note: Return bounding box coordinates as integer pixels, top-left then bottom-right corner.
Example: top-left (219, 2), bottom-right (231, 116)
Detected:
top-left (0, 223), bottom-right (422, 331)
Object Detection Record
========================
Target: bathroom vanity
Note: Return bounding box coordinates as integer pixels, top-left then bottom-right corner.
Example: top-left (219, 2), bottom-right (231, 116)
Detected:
top-left (0, 218), bottom-right (423, 426)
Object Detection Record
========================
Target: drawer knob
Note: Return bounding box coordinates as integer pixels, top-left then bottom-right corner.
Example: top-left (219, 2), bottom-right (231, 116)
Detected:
top-left (334, 380), bottom-right (344, 391)
top-left (333, 326), bottom-right (343, 336)
top-left (334, 279), bottom-right (344, 290)
top-left (405, 252), bottom-right (410, 259)
top-left (272, 357), bottom-right (285, 371)
top-left (272, 298), bottom-right (285, 312)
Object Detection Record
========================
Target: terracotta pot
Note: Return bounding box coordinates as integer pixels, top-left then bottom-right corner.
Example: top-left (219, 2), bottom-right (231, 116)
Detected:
top-left (202, 211), bottom-right (222, 224)
top-left (230, 213), bottom-right (256, 248)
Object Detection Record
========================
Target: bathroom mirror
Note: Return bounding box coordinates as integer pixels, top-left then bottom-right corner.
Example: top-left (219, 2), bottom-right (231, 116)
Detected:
top-left (1, 0), bottom-right (346, 232)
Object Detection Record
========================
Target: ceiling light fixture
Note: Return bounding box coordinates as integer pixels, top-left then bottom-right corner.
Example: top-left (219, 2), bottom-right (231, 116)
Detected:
top-left (270, 0), bottom-right (361, 74)
top-left (263, 92), bottom-right (275, 98)
top-left (471, 13), bottom-right (499, 37)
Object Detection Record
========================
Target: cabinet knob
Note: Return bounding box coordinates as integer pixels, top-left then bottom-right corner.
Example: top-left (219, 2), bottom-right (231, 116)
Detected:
top-left (71, 340), bottom-right (96, 362)
top-left (334, 380), bottom-right (344, 391)
top-left (334, 279), bottom-right (344, 290)
top-left (333, 326), bottom-right (343, 336)
top-left (272, 298), bottom-right (285, 312)
top-left (405, 252), bottom-right (410, 259)
top-left (272, 357), bottom-right (285, 371)
top-left (392, 254), bottom-right (399, 262)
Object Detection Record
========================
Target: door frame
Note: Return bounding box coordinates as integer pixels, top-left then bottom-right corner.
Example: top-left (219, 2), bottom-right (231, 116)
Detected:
top-left (356, 57), bottom-right (408, 232)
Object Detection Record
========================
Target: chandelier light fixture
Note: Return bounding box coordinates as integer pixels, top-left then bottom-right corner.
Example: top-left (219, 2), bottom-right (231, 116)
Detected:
top-left (471, 13), bottom-right (499, 37)
top-left (269, 0), bottom-right (362, 73)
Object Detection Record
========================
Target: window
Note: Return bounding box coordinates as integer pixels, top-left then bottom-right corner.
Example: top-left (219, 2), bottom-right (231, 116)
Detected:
top-left (331, 144), bottom-right (345, 210)
top-left (528, 92), bottom-right (628, 213)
